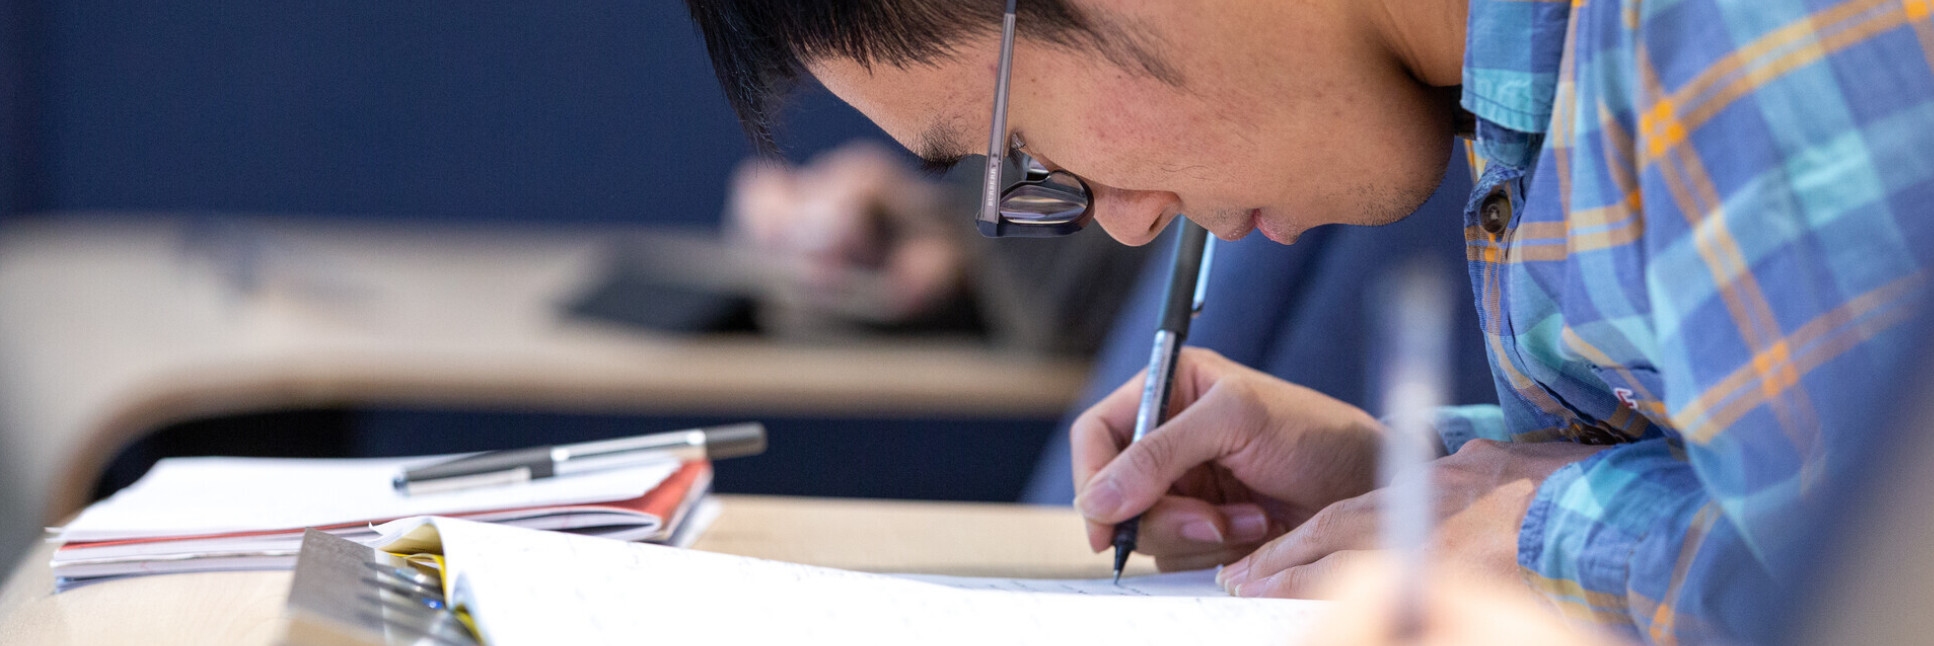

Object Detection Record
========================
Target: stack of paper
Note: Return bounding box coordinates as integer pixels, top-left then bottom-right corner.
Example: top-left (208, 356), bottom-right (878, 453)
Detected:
top-left (367, 517), bottom-right (1330, 645)
top-left (52, 454), bottom-right (714, 589)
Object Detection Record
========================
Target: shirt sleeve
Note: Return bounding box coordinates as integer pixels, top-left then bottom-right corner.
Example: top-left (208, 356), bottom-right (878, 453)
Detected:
top-left (1518, 439), bottom-right (1777, 643)
top-left (1514, 1), bottom-right (1934, 641)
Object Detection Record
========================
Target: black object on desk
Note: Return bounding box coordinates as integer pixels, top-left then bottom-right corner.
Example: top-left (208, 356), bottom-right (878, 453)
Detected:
top-left (562, 246), bottom-right (758, 334)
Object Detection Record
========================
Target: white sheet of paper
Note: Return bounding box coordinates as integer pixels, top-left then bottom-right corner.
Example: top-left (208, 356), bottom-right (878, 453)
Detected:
top-left (373, 517), bottom-right (1329, 646)
top-left (63, 455), bottom-right (677, 542)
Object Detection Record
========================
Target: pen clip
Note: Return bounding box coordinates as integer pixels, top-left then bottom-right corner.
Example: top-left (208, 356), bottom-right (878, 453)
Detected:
top-left (1190, 237), bottom-right (1215, 316)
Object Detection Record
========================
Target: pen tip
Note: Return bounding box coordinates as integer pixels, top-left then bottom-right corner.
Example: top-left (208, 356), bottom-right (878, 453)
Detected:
top-left (1110, 545), bottom-right (1131, 585)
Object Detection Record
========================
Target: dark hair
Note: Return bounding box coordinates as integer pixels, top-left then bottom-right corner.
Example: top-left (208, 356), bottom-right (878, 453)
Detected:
top-left (683, 0), bottom-right (1167, 154)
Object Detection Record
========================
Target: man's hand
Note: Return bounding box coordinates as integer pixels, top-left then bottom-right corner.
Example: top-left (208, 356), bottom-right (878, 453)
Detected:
top-left (1216, 439), bottom-right (1607, 597)
top-left (1071, 348), bottom-right (1386, 572)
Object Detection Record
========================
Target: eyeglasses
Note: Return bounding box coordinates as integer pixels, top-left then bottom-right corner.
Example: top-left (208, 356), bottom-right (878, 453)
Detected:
top-left (976, 0), bottom-right (1095, 238)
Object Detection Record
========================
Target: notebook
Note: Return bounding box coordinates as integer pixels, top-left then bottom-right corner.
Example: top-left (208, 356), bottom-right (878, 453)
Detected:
top-left (366, 516), bottom-right (1330, 645)
top-left (51, 454), bottom-right (711, 588)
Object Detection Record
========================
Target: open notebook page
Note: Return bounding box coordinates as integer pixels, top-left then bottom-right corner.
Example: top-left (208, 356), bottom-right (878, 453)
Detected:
top-left (374, 517), bottom-right (1328, 646)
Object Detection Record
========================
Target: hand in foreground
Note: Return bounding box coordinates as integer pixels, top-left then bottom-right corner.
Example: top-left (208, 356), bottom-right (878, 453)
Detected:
top-left (1304, 556), bottom-right (1623, 646)
top-left (727, 141), bottom-right (962, 321)
top-left (1216, 438), bottom-right (1607, 597)
top-left (1071, 348), bottom-right (1386, 571)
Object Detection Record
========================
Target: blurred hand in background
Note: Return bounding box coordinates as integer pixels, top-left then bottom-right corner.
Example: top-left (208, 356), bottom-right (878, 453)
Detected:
top-left (727, 140), bottom-right (966, 324)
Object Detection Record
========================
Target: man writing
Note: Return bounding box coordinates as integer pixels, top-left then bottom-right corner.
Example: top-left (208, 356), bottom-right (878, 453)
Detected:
top-left (681, 0), bottom-right (1934, 642)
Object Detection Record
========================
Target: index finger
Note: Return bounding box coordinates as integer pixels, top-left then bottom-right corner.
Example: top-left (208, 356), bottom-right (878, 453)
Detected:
top-left (1069, 367), bottom-right (1154, 493)
top-left (1069, 369), bottom-right (1154, 551)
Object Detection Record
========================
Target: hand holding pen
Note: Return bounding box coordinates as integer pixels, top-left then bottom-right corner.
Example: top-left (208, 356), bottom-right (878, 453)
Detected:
top-left (1074, 251), bottom-right (1602, 602)
top-left (1069, 220), bottom-right (1386, 578)
top-left (1071, 333), bottom-right (1387, 583)
top-left (1069, 219), bottom-right (1396, 588)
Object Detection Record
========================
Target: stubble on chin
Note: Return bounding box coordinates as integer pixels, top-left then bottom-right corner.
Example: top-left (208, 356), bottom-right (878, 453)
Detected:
top-left (1354, 154), bottom-right (1451, 228)
top-left (1186, 161), bottom-right (1446, 244)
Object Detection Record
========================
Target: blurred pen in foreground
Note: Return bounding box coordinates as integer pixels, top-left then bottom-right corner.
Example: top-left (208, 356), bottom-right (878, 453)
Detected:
top-left (1374, 260), bottom-right (1453, 637)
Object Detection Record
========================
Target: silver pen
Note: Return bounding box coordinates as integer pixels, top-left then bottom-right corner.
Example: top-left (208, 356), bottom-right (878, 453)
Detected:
top-left (393, 422), bottom-right (766, 496)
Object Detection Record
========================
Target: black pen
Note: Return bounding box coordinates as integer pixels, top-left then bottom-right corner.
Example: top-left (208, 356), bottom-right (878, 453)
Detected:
top-left (393, 422), bottom-right (767, 496)
top-left (1113, 220), bottom-right (1215, 583)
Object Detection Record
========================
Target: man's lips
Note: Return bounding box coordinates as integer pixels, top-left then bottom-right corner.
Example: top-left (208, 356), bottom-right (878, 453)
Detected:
top-left (1209, 209), bottom-right (1262, 241)
top-left (1252, 209), bottom-right (1299, 244)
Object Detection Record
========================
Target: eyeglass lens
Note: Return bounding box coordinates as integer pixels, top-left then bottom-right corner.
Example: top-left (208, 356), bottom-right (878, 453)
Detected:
top-left (999, 146), bottom-right (1091, 225)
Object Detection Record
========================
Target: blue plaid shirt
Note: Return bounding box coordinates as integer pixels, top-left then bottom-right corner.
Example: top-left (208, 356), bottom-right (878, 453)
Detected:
top-left (1442, 0), bottom-right (1934, 642)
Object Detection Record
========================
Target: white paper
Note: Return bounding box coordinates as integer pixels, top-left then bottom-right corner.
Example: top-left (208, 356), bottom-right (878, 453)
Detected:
top-left (375, 517), bottom-right (1328, 646)
top-left (62, 455), bottom-right (677, 542)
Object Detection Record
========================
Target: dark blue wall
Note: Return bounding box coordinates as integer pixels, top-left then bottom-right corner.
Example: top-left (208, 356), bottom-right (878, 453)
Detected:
top-left (1, 0), bottom-right (34, 216)
top-left (5, 0), bottom-right (889, 224)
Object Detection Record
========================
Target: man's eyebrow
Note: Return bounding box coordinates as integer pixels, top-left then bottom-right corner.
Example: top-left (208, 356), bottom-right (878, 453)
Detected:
top-left (913, 119), bottom-right (970, 176)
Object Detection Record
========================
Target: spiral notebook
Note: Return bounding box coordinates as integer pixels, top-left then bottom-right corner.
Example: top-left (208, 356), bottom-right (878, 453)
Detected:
top-left (329, 516), bottom-right (1328, 645)
top-left (282, 529), bottom-right (478, 646)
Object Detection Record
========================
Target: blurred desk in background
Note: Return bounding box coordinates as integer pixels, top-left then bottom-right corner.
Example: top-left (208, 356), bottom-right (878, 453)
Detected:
top-left (0, 214), bottom-right (1088, 567)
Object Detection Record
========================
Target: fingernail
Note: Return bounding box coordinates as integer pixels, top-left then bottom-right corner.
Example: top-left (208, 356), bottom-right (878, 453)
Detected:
top-left (1228, 508), bottom-right (1269, 542)
top-left (1076, 480), bottom-right (1122, 519)
top-left (1219, 558), bottom-right (1250, 591)
top-left (1180, 520), bottom-right (1224, 544)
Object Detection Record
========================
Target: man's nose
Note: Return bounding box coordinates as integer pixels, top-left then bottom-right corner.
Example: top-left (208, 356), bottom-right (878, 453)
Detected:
top-left (1088, 185), bottom-right (1182, 246)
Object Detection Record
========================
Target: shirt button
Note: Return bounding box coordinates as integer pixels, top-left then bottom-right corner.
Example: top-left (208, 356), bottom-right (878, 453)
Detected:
top-left (1479, 188), bottom-right (1513, 235)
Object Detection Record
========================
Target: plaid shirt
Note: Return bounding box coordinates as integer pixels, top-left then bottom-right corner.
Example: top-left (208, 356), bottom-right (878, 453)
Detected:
top-left (1438, 0), bottom-right (1934, 642)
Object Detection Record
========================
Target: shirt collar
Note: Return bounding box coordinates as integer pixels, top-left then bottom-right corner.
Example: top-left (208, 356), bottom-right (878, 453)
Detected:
top-left (1460, 0), bottom-right (1574, 135)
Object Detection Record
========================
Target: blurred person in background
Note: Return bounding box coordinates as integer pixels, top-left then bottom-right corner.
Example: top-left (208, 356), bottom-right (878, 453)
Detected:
top-left (726, 139), bottom-right (1149, 355)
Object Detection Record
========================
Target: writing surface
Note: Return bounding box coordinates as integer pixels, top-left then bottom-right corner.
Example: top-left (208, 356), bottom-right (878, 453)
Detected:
top-left (381, 518), bottom-right (1328, 645)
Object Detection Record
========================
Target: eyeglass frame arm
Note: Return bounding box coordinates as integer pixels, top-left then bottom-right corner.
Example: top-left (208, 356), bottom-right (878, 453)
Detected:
top-left (977, 0), bottom-right (1022, 237)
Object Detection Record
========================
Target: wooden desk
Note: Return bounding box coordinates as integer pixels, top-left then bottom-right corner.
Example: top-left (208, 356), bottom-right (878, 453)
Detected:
top-left (0, 215), bottom-right (1088, 569)
top-left (0, 496), bottom-right (1149, 645)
